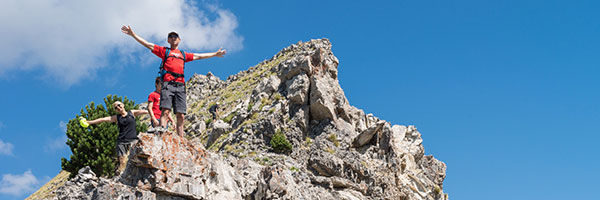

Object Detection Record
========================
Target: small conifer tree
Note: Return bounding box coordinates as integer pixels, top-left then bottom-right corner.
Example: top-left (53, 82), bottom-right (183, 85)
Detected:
top-left (61, 94), bottom-right (146, 178)
top-left (270, 129), bottom-right (292, 154)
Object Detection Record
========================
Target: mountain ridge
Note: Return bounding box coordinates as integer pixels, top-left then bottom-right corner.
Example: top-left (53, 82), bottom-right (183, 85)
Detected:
top-left (29, 38), bottom-right (448, 200)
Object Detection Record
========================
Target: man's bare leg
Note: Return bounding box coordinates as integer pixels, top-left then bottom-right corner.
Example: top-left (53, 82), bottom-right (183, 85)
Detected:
top-left (176, 113), bottom-right (185, 137)
top-left (117, 155), bottom-right (127, 174)
top-left (160, 109), bottom-right (171, 132)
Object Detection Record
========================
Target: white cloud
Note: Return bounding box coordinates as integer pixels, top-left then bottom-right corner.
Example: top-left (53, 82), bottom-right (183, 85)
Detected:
top-left (44, 121), bottom-right (68, 152)
top-left (0, 170), bottom-right (40, 197)
top-left (0, 0), bottom-right (243, 87)
top-left (0, 139), bottom-right (14, 156)
top-left (45, 135), bottom-right (68, 153)
top-left (59, 121), bottom-right (67, 133)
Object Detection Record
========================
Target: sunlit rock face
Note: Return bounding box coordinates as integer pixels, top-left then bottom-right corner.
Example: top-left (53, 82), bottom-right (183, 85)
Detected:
top-left (50, 39), bottom-right (447, 200)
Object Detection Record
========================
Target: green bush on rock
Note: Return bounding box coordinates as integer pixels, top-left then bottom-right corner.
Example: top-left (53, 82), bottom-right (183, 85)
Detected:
top-left (270, 130), bottom-right (292, 154)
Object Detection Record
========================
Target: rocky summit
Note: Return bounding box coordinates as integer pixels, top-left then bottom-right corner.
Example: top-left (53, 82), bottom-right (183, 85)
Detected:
top-left (36, 39), bottom-right (448, 200)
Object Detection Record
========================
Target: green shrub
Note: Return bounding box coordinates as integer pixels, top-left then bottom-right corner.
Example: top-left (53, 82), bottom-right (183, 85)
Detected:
top-left (61, 95), bottom-right (146, 178)
top-left (270, 130), bottom-right (292, 154)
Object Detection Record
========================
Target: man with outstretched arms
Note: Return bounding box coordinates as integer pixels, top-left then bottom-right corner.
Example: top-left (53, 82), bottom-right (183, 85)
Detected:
top-left (121, 25), bottom-right (226, 137)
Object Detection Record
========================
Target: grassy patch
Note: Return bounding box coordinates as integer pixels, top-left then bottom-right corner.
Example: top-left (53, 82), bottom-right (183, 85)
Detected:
top-left (223, 111), bottom-right (238, 123)
top-left (360, 161), bottom-right (368, 167)
top-left (26, 170), bottom-right (70, 200)
top-left (272, 93), bottom-right (284, 101)
top-left (290, 166), bottom-right (300, 172)
top-left (254, 156), bottom-right (273, 166)
top-left (247, 102), bottom-right (254, 112)
top-left (328, 133), bottom-right (340, 147)
top-left (304, 137), bottom-right (313, 147)
top-left (251, 112), bottom-right (259, 120)
top-left (224, 144), bottom-right (235, 153)
top-left (325, 147), bottom-right (335, 154)
top-left (199, 133), bottom-right (209, 145)
top-left (240, 112), bottom-right (260, 127)
top-left (208, 133), bottom-right (229, 152)
top-left (259, 97), bottom-right (273, 111)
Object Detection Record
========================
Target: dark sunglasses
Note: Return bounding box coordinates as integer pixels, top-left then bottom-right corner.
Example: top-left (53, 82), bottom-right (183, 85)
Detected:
top-left (168, 35), bottom-right (179, 39)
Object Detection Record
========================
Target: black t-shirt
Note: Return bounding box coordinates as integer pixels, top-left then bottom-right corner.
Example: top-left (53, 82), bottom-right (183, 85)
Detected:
top-left (117, 111), bottom-right (138, 143)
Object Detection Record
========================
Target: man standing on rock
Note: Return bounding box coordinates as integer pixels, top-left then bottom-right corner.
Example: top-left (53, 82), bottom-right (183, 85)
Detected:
top-left (121, 25), bottom-right (226, 137)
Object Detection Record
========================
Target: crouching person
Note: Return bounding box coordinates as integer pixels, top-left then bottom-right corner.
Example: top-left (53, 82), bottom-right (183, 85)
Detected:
top-left (83, 101), bottom-right (148, 173)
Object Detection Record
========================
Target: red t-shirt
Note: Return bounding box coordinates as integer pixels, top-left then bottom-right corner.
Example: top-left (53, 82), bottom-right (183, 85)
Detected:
top-left (148, 91), bottom-right (162, 120)
top-left (152, 45), bottom-right (194, 83)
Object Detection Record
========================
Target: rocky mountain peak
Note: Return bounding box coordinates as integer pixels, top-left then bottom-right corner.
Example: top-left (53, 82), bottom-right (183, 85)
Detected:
top-left (41, 39), bottom-right (448, 200)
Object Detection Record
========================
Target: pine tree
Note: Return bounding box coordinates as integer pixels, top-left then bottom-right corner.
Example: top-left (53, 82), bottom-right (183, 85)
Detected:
top-left (61, 94), bottom-right (147, 178)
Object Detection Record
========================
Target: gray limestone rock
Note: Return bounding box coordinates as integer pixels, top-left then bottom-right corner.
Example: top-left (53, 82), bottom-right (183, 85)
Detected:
top-left (125, 132), bottom-right (243, 200)
top-left (207, 120), bottom-right (231, 147)
top-left (254, 165), bottom-right (301, 200)
top-left (352, 121), bottom-right (386, 147)
top-left (309, 75), bottom-right (337, 121)
top-left (254, 75), bottom-right (281, 95)
top-left (285, 72), bottom-right (310, 105)
top-left (39, 39), bottom-right (447, 200)
top-left (278, 56), bottom-right (312, 82)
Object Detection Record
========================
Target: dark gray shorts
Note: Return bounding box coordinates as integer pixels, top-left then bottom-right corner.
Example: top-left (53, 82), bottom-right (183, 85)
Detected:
top-left (160, 82), bottom-right (187, 114)
top-left (116, 140), bottom-right (137, 157)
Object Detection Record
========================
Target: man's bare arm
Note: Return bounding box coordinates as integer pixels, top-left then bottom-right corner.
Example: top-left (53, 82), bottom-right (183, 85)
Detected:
top-left (148, 101), bottom-right (159, 125)
top-left (132, 109), bottom-right (149, 117)
top-left (121, 25), bottom-right (154, 50)
top-left (192, 48), bottom-right (226, 60)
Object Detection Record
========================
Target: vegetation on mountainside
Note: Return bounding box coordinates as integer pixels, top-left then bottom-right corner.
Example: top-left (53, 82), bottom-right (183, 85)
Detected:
top-left (61, 95), bottom-right (146, 178)
top-left (190, 54), bottom-right (291, 128)
top-left (328, 133), bottom-right (340, 147)
top-left (270, 129), bottom-right (293, 154)
top-left (184, 43), bottom-right (319, 159)
top-left (25, 170), bottom-right (70, 200)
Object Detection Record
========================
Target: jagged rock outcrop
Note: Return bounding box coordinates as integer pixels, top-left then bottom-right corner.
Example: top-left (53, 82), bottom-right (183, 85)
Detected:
top-left (44, 39), bottom-right (447, 200)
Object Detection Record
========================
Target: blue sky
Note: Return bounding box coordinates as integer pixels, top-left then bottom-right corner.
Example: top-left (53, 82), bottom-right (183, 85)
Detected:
top-left (1, 0), bottom-right (599, 199)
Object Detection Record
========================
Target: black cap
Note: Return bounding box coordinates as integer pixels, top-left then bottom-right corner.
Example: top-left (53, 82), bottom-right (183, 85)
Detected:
top-left (168, 32), bottom-right (179, 39)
